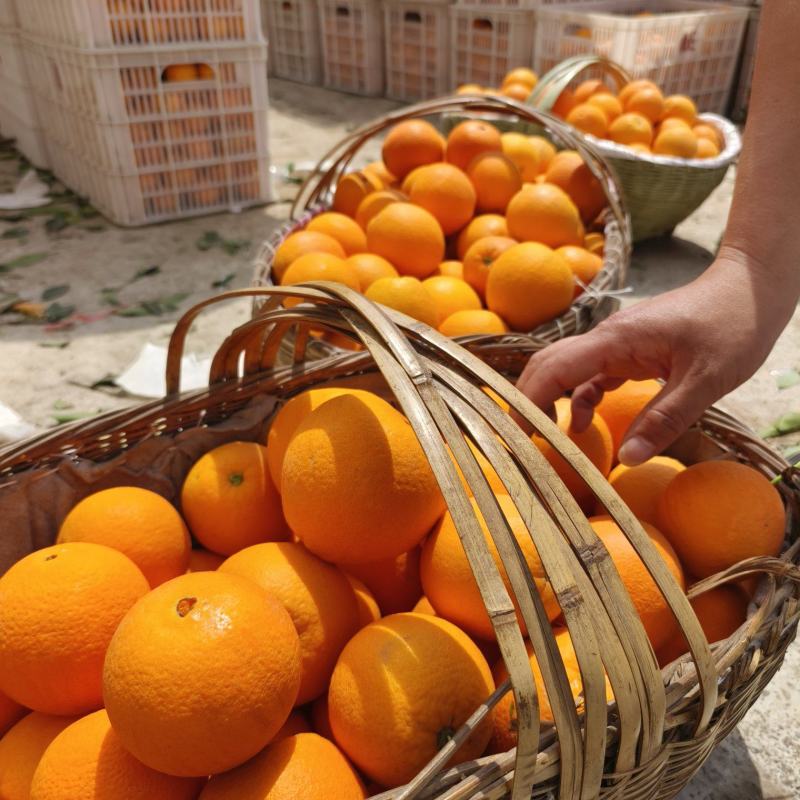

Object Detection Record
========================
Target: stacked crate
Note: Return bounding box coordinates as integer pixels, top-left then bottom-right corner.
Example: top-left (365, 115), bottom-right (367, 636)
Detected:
top-left (262, 0), bottom-right (322, 84)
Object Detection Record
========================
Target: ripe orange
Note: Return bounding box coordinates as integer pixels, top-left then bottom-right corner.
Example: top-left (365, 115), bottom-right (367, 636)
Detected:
top-left (281, 393), bottom-right (445, 564)
top-left (555, 245), bottom-right (603, 297)
top-left (624, 86), bottom-right (664, 123)
top-left (199, 733), bottom-right (365, 800)
top-left (104, 571), bottom-right (301, 777)
top-left (364, 275), bottom-right (440, 328)
top-left (604, 456), bottom-right (686, 525)
top-left (187, 548), bottom-right (224, 572)
top-left (462, 235), bottom-right (517, 299)
top-left (345, 253), bottom-right (398, 290)
top-left (306, 212), bottom-right (367, 255)
top-left (413, 595), bottom-right (437, 615)
top-left (500, 132), bottom-right (541, 181)
top-left (328, 613), bottom-right (494, 786)
top-left (346, 575), bottom-right (382, 628)
top-left (584, 231), bottom-right (605, 255)
top-left (311, 695), bottom-right (334, 741)
top-left (660, 94), bottom-right (697, 124)
top-left (366, 202), bottom-right (445, 278)
top-left (545, 150), bottom-right (606, 223)
top-left (526, 136), bottom-right (557, 174)
top-left (659, 117), bottom-right (692, 133)
top-left (485, 242), bottom-right (574, 331)
top-left (608, 112), bottom-right (653, 147)
top-left (421, 493), bottom-right (560, 640)
top-left (456, 213), bottom-right (510, 259)
top-left (381, 119), bottom-right (445, 180)
top-left (57, 487), bottom-right (190, 588)
top-left (422, 275), bottom-right (482, 324)
top-left (0, 543), bottom-right (148, 716)
top-left (501, 81), bottom-right (532, 101)
top-left (272, 231), bottom-right (346, 282)
top-left (408, 163), bottom-right (477, 235)
top-left (566, 103), bottom-right (608, 138)
top-left (333, 170), bottom-right (384, 218)
top-left (502, 67), bottom-right (538, 89)
top-left (506, 183), bottom-right (583, 247)
top-left (467, 152), bottom-right (522, 213)
top-left (220, 542), bottom-right (360, 705)
top-left (573, 79), bottom-right (611, 104)
top-left (587, 92), bottom-right (623, 122)
top-left (589, 516), bottom-right (685, 650)
top-left (456, 83), bottom-right (483, 95)
top-left (657, 461), bottom-right (785, 578)
top-left (692, 123), bottom-right (722, 148)
top-left (439, 309), bottom-right (508, 337)
top-left (29, 710), bottom-right (203, 800)
top-left (363, 160), bottom-right (396, 186)
top-left (653, 126), bottom-right (698, 158)
top-left (345, 548), bottom-right (423, 615)
top-left (181, 441), bottom-right (290, 556)
top-left (280, 252), bottom-right (361, 297)
top-left (446, 119), bottom-right (503, 172)
top-left (595, 379), bottom-right (661, 457)
top-left (618, 79), bottom-right (659, 107)
top-left (436, 260), bottom-right (464, 278)
top-left (0, 713), bottom-right (76, 800)
top-left (551, 87), bottom-right (576, 119)
top-left (695, 137), bottom-right (720, 159)
top-left (627, 142), bottom-right (652, 154)
top-left (354, 188), bottom-right (404, 230)
top-left (163, 64), bottom-right (198, 81)
top-left (0, 690), bottom-right (24, 738)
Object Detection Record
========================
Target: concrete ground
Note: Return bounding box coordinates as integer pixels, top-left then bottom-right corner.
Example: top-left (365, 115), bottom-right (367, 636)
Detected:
top-left (0, 78), bottom-right (797, 798)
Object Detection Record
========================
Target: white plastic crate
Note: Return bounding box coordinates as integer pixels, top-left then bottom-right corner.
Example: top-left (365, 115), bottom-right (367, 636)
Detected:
top-left (533, 1), bottom-right (750, 114)
top-left (450, 5), bottom-right (536, 88)
top-left (383, 0), bottom-right (452, 102)
top-left (22, 40), bottom-right (272, 225)
top-left (730, 5), bottom-right (758, 121)
top-left (318, 0), bottom-right (384, 96)
top-left (262, 0), bottom-right (322, 84)
top-left (15, 0), bottom-right (262, 50)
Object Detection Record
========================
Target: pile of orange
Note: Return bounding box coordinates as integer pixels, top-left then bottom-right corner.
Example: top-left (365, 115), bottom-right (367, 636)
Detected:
top-left (0, 383), bottom-right (785, 796)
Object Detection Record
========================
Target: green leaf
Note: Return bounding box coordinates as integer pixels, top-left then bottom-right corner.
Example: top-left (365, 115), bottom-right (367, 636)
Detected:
top-left (100, 288), bottom-right (121, 307)
top-left (44, 302), bottom-right (75, 323)
top-left (160, 292), bottom-right (189, 312)
top-left (132, 265), bottom-right (161, 281)
top-left (1, 226), bottom-right (28, 239)
top-left (52, 410), bottom-right (97, 425)
top-left (53, 399), bottom-right (73, 410)
top-left (776, 411), bottom-right (800, 435)
top-left (38, 340), bottom-right (70, 349)
top-left (45, 214), bottom-right (70, 233)
top-left (0, 252), bottom-right (48, 272)
top-left (196, 230), bottom-right (222, 251)
top-left (773, 369), bottom-right (800, 390)
top-left (212, 272), bottom-right (236, 289)
top-left (41, 284), bottom-right (70, 301)
top-left (221, 238), bottom-right (249, 256)
top-left (760, 426), bottom-right (780, 439)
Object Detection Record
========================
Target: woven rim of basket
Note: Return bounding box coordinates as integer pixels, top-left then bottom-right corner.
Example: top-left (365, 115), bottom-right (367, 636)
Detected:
top-left (2, 286), bottom-right (798, 800)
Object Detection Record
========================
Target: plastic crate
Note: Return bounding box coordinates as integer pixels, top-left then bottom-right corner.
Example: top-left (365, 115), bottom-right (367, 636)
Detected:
top-left (730, 5), bottom-right (758, 121)
top-left (318, 0), bottom-right (384, 96)
top-left (533, 1), bottom-right (750, 114)
top-left (262, 0), bottom-right (322, 84)
top-left (450, 4), bottom-right (536, 88)
top-left (15, 0), bottom-right (262, 50)
top-left (22, 40), bottom-right (272, 225)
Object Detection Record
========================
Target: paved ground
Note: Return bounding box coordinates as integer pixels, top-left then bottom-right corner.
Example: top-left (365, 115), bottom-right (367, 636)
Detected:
top-left (0, 78), bottom-right (797, 798)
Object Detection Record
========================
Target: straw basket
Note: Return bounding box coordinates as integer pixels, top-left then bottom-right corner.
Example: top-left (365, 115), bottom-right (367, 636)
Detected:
top-left (252, 95), bottom-right (631, 362)
top-left (530, 55), bottom-right (742, 241)
top-left (1, 285), bottom-right (798, 800)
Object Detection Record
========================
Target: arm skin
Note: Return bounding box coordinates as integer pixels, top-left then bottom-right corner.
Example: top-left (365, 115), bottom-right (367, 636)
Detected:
top-left (515, 2), bottom-right (800, 466)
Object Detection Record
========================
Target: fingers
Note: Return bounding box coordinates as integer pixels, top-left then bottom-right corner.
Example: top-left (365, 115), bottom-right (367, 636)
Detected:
top-left (569, 375), bottom-right (626, 433)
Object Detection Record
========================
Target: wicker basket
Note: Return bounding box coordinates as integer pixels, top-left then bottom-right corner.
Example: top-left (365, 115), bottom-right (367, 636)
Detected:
top-left (252, 95), bottom-right (632, 362)
top-left (1, 286), bottom-right (798, 800)
top-left (530, 55), bottom-right (742, 242)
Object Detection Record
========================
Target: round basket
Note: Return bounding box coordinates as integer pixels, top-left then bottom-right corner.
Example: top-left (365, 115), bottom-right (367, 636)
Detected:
top-left (2, 286), bottom-right (798, 800)
top-left (252, 95), bottom-right (632, 362)
top-left (530, 55), bottom-right (742, 242)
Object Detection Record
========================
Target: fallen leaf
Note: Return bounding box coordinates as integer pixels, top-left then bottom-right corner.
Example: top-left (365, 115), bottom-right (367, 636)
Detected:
top-left (38, 340), bottom-right (70, 349)
top-left (45, 214), bottom-right (70, 233)
top-left (762, 411), bottom-right (800, 439)
top-left (41, 284), bottom-right (70, 301)
top-left (52, 410), bottom-right (99, 425)
top-left (771, 369), bottom-right (800, 391)
top-left (53, 399), bottom-right (74, 410)
top-left (0, 252), bottom-right (48, 272)
top-left (11, 301), bottom-right (46, 319)
top-left (196, 230), bottom-right (222, 251)
top-left (221, 238), bottom-right (249, 256)
top-left (44, 302), bottom-right (76, 323)
top-left (132, 265), bottom-right (161, 281)
top-left (212, 272), bottom-right (236, 289)
top-left (1, 227), bottom-right (28, 239)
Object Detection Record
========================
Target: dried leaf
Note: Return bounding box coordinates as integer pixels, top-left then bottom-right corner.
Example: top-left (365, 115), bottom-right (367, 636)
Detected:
top-left (0, 252), bottom-right (48, 272)
top-left (212, 272), bottom-right (236, 289)
top-left (44, 302), bottom-right (76, 323)
top-left (12, 301), bottom-right (46, 319)
top-left (41, 284), bottom-right (70, 301)
top-left (1, 227), bottom-right (28, 239)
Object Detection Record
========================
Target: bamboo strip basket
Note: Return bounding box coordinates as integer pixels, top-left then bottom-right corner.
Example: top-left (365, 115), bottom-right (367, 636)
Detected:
top-left (252, 95), bottom-right (632, 362)
top-left (1, 285), bottom-right (798, 800)
top-left (530, 56), bottom-right (742, 242)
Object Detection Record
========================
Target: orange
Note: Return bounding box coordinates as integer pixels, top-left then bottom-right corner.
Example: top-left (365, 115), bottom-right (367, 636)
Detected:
top-left (456, 83), bottom-right (483, 95)
top-left (587, 92), bottom-right (623, 122)
top-left (346, 575), bottom-right (382, 628)
top-left (272, 231), bottom-right (346, 282)
top-left (660, 94), bottom-right (697, 125)
top-left (566, 103), bottom-right (608, 138)
top-left (653, 126), bottom-right (698, 158)
top-left (364, 276), bottom-right (440, 328)
top-left (0, 691), bottom-right (25, 739)
top-left (163, 63), bottom-right (198, 82)
top-left (499, 132), bottom-right (540, 182)
top-left (556, 245), bottom-right (603, 297)
top-left (584, 231), bottom-right (605, 255)
top-left (354, 188), bottom-right (404, 230)
top-left (422, 275), bottom-right (482, 324)
top-left (0, 543), bottom-right (148, 716)
top-left (446, 119), bottom-right (502, 172)
top-left (345, 253), bottom-right (398, 290)
top-left (502, 67), bottom-right (538, 89)
top-left (695, 137), bottom-right (720, 159)
top-left (589, 516), bottom-right (685, 651)
top-left (627, 142), bottom-right (652, 154)
top-left (692, 123), bottom-right (722, 148)
top-left (220, 542), bottom-right (360, 705)
top-left (311, 695), bottom-right (334, 741)
top-left (333, 170), bottom-right (384, 218)
top-left (408, 163), bottom-right (477, 235)
top-left (659, 117), bottom-right (692, 133)
top-left (328, 613), bottom-right (494, 786)
top-left (436, 260), bottom-right (464, 278)
top-left (657, 461), bottom-right (785, 579)
top-left (531, 397), bottom-right (613, 510)
top-left (439, 309), bottom-right (508, 337)
top-left (281, 393), bottom-right (445, 564)
top-left (366, 202), bottom-right (445, 278)
top-left (506, 183), bottom-right (583, 247)
top-left (104, 571), bottom-right (301, 777)
top-left (280, 252), bottom-right (361, 297)
top-left (381, 119), bottom-right (445, 180)
top-left (345, 548), bottom-right (423, 615)
top-left (456, 213), bottom-right (510, 259)
top-left (608, 112), bottom-right (653, 147)
top-left (527, 135), bottom-right (557, 173)
top-left (595, 379), bottom-right (661, 457)
top-left (181, 441), bottom-right (290, 556)
top-left (501, 82), bottom-right (532, 102)
top-left (604, 456), bottom-right (686, 525)
top-left (462, 235), bottom-right (517, 299)
top-left (485, 242), bottom-right (574, 331)
top-left (573, 79), bottom-right (611, 104)
top-left (618, 79), bottom-right (659, 107)
top-left (467, 152), bottom-right (522, 213)
top-left (624, 86), bottom-right (664, 123)
top-left (413, 595), bottom-right (437, 615)
top-left (400, 165), bottom-right (426, 195)
top-left (363, 160), bottom-right (396, 186)
top-left (420, 493), bottom-right (560, 640)
top-left (29, 710), bottom-right (203, 800)
top-left (57, 487), bottom-right (190, 588)
top-left (0, 713), bottom-right (76, 800)
top-left (187, 548), bottom-right (224, 571)
top-left (545, 150), bottom-right (606, 223)
top-left (306, 212), bottom-right (367, 255)
top-left (199, 733), bottom-right (365, 800)
top-left (551, 87), bottom-right (576, 119)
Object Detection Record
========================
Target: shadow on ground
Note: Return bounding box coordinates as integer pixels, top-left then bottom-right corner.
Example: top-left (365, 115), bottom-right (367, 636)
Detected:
top-left (626, 236), bottom-right (716, 300)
